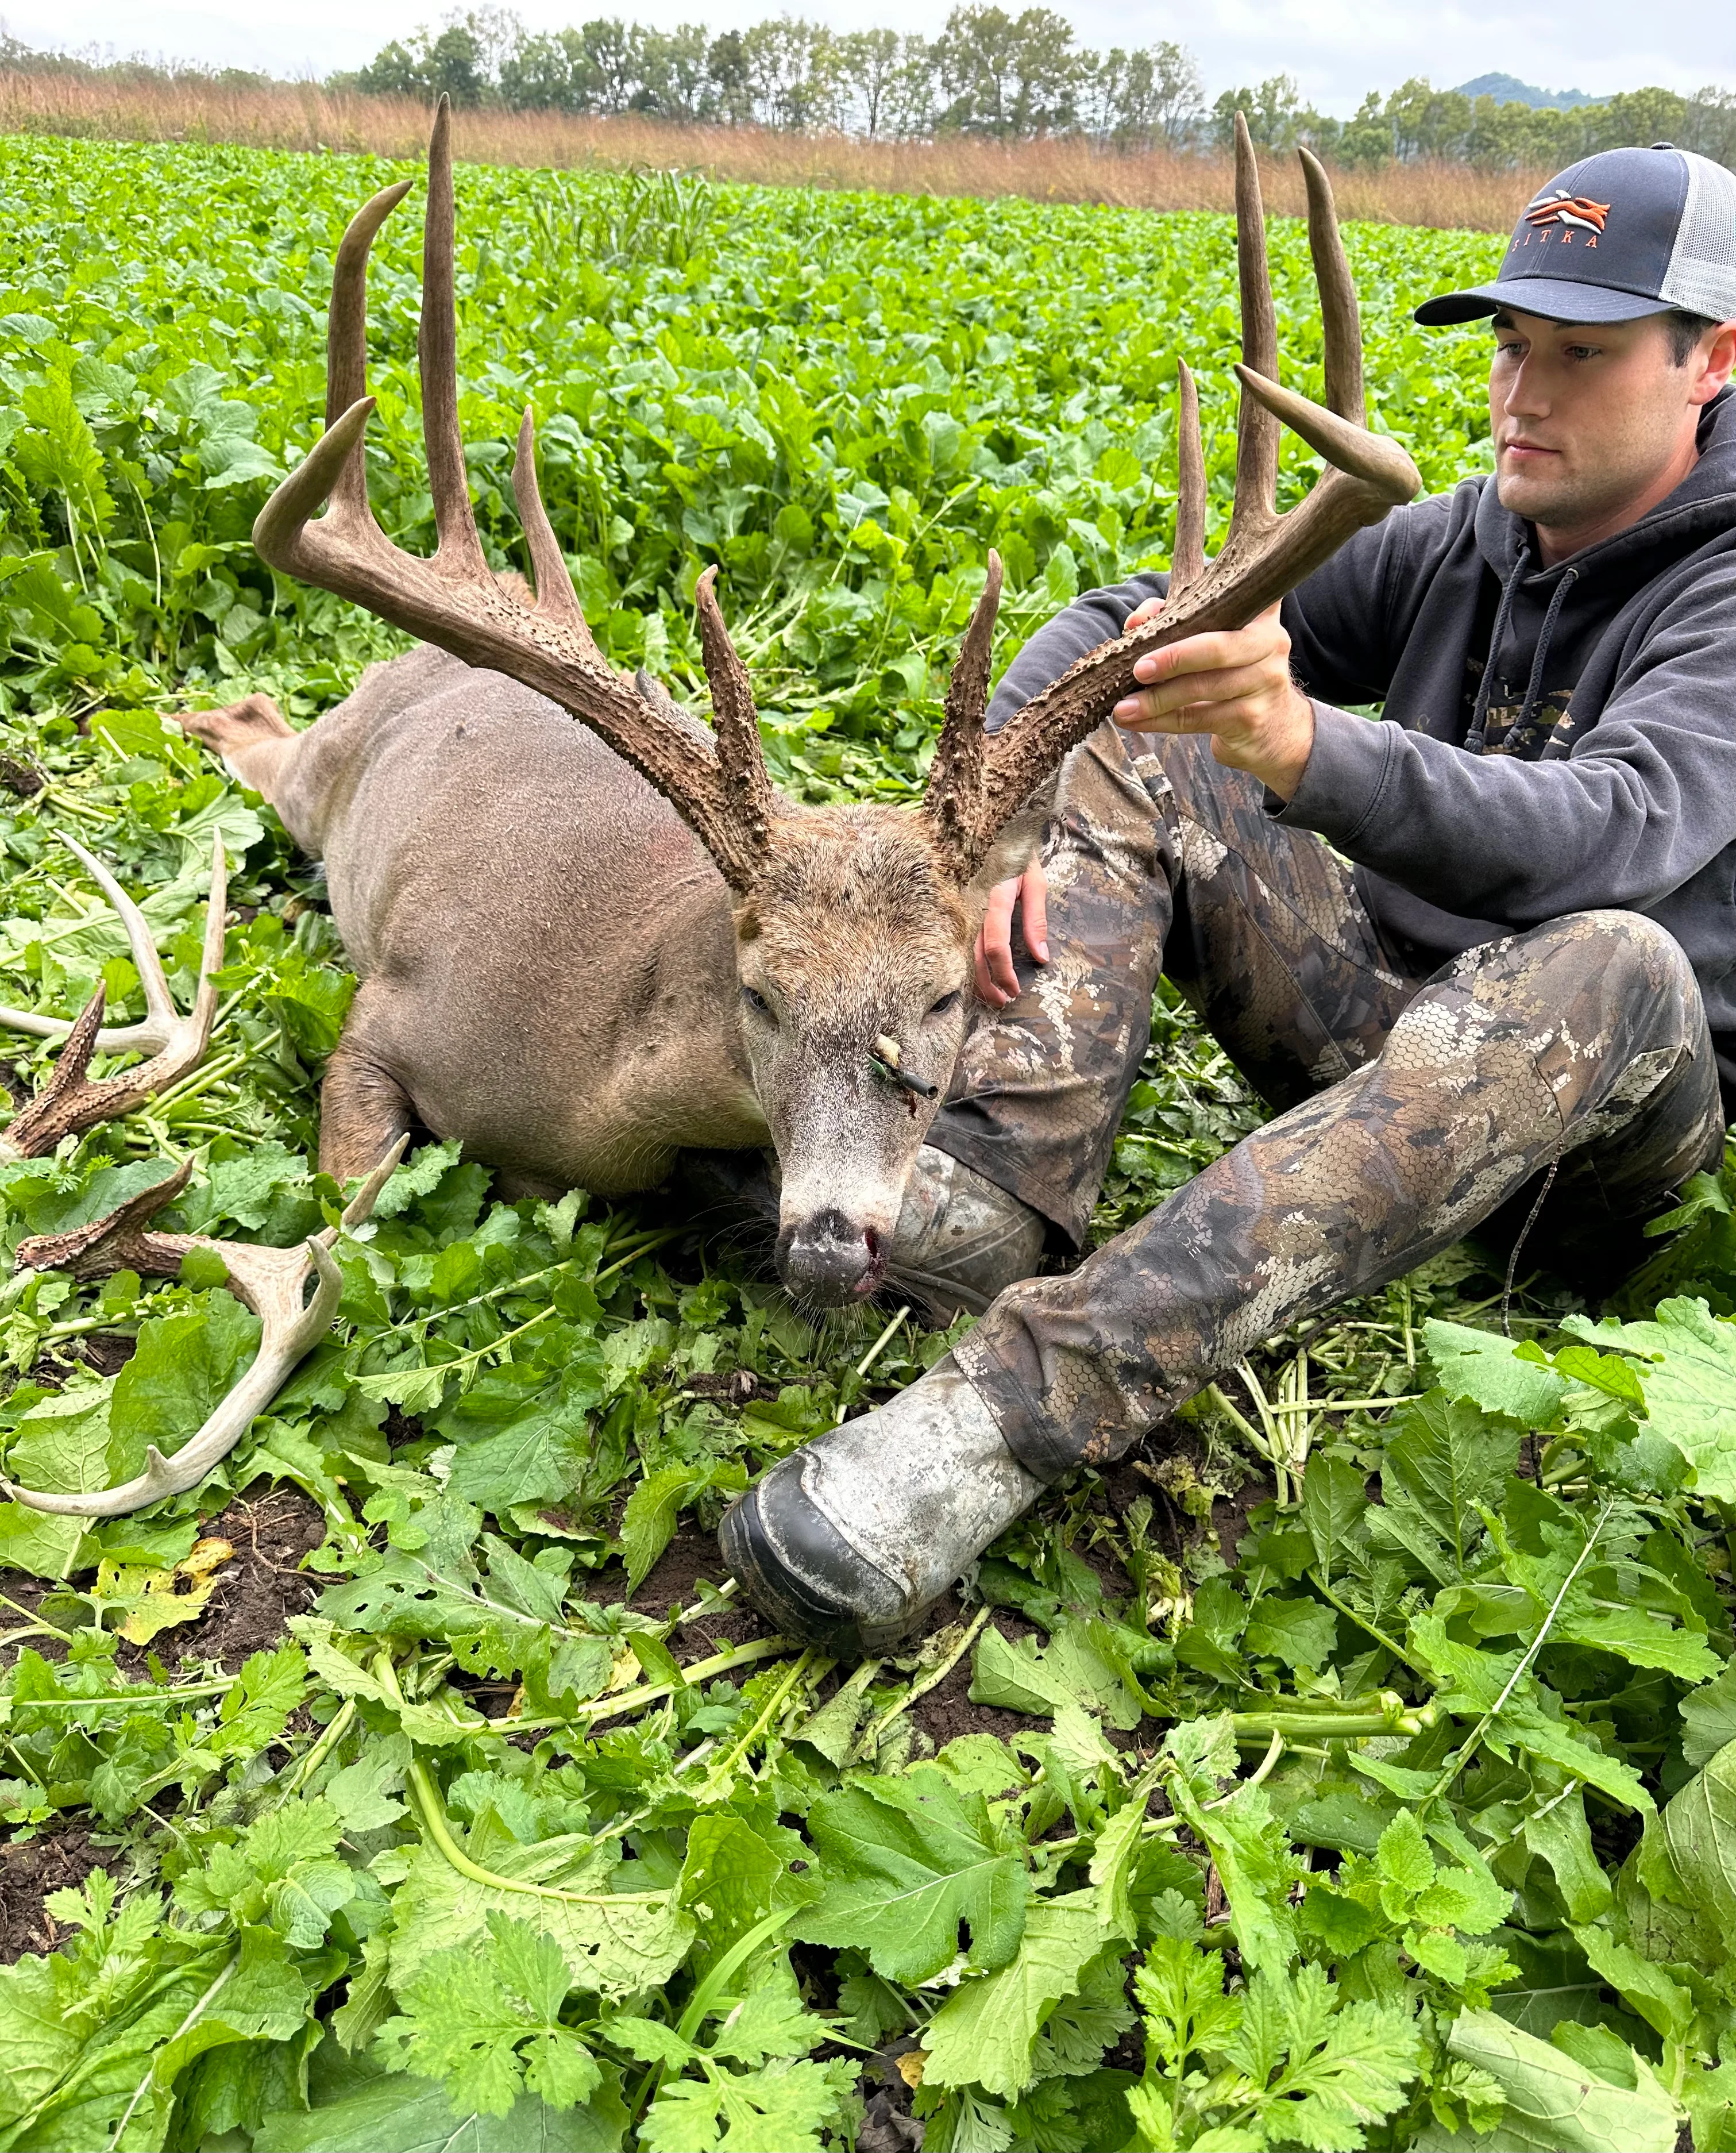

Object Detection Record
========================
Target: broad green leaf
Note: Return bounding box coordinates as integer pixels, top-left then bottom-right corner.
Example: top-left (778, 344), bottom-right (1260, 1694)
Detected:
top-left (386, 1823), bottom-right (693, 1999)
top-left (1429, 2007), bottom-right (1680, 2152)
top-left (1383, 1389), bottom-right (1518, 1573)
top-left (923, 1891), bottom-right (1106, 2098)
top-left (1425, 1319), bottom-right (1566, 1426)
top-left (1301, 1452), bottom-right (1367, 1584)
top-left (1567, 1299), bottom-right (1736, 1499)
top-left (793, 1767), bottom-right (1029, 1982)
top-left (1682, 1666), bottom-right (1736, 1769)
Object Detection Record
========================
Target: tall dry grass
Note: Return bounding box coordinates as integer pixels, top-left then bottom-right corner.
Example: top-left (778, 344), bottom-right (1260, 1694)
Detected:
top-left (0, 67), bottom-right (1542, 230)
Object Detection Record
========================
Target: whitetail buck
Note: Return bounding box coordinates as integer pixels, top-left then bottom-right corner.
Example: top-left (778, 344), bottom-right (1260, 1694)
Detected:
top-left (184, 110), bottom-right (1420, 1319)
top-left (0, 112), bottom-right (1415, 1515)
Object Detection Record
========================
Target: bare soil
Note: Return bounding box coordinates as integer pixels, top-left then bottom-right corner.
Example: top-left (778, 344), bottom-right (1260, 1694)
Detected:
top-left (0, 1827), bottom-right (105, 1965)
top-left (114, 1483), bottom-right (327, 1676)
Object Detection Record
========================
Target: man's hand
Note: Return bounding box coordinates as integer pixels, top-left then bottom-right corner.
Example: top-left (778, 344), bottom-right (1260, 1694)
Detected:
top-left (974, 859), bottom-right (1049, 1008)
top-left (1113, 597), bottom-right (1315, 800)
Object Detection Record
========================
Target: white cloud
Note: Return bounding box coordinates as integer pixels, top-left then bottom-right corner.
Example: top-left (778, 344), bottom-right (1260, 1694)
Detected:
top-left (3, 0), bottom-right (1731, 115)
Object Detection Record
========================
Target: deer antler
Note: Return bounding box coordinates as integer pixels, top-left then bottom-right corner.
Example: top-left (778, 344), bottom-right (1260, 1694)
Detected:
top-left (921, 120), bottom-right (1422, 876)
top-left (252, 99), bottom-right (777, 893)
top-left (0, 832), bottom-right (228, 1161)
top-left (1, 1138), bottom-right (406, 1517)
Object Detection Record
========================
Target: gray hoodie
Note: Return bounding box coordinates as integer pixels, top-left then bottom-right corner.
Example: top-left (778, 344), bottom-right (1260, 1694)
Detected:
top-left (987, 388), bottom-right (1736, 1108)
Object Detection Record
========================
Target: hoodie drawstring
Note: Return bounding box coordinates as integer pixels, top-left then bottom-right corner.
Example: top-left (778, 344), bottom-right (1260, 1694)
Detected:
top-left (1465, 545), bottom-right (1527, 755)
top-left (1466, 546), bottom-right (1580, 757)
top-left (1509, 566), bottom-right (1579, 754)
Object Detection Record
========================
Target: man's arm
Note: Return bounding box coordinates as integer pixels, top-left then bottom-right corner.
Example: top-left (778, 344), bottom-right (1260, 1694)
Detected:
top-left (1279, 555), bottom-right (1736, 922)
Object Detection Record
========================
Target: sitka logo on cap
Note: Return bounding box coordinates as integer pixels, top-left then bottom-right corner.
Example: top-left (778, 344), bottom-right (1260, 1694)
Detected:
top-left (1521, 188), bottom-right (1611, 244)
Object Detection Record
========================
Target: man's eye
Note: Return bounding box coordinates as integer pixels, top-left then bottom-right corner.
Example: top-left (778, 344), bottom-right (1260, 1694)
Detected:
top-left (928, 991), bottom-right (960, 1016)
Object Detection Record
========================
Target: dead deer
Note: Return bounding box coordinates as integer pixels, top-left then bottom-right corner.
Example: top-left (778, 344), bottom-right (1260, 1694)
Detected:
top-left (176, 105), bottom-right (1417, 1307)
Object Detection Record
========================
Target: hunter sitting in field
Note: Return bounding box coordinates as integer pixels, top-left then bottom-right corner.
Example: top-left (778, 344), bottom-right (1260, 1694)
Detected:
top-left (722, 140), bottom-right (1736, 1652)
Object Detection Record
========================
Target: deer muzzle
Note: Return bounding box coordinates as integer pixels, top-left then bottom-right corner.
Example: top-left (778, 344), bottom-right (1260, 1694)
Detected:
top-left (776, 1206), bottom-right (889, 1305)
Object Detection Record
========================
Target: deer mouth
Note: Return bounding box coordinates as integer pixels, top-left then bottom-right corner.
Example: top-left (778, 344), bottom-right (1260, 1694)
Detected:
top-left (856, 1227), bottom-right (888, 1297)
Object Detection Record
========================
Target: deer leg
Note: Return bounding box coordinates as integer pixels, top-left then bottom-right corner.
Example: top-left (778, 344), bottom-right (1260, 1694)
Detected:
top-left (178, 694), bottom-right (296, 802)
top-left (319, 997), bottom-right (415, 1181)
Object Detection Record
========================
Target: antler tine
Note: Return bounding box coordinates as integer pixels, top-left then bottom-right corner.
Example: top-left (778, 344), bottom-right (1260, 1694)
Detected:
top-left (1299, 147), bottom-right (1364, 425)
top-left (920, 552), bottom-right (1002, 867)
top-left (0, 831), bottom-right (174, 1053)
top-left (1, 1243), bottom-right (344, 1518)
top-left (1230, 113), bottom-right (1280, 533)
top-left (1171, 362), bottom-right (1207, 598)
top-left (327, 177), bottom-right (413, 523)
top-left (4, 1137), bottom-right (404, 1517)
top-left (421, 97), bottom-right (488, 576)
top-left (941, 140), bottom-right (1421, 865)
top-left (511, 409), bottom-right (603, 653)
top-left (694, 568), bottom-right (777, 886)
top-left (253, 111), bottom-right (781, 898)
top-left (0, 835), bottom-right (229, 1161)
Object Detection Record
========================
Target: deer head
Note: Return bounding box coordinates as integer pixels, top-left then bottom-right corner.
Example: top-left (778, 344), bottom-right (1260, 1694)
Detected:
top-left (253, 106), bottom-right (1418, 1305)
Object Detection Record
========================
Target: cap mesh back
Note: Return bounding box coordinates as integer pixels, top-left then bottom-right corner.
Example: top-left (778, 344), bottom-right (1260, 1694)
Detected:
top-left (1662, 153), bottom-right (1736, 319)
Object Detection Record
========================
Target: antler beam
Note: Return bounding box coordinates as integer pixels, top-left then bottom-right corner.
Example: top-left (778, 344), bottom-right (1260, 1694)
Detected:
top-left (252, 98), bottom-right (776, 892)
top-left (923, 118), bottom-right (1421, 874)
top-left (1, 1138), bottom-right (406, 1516)
top-left (0, 833), bottom-right (228, 1161)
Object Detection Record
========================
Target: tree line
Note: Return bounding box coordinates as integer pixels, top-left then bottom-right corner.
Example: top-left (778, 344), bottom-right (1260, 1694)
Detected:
top-left (7, 5), bottom-right (1735, 173)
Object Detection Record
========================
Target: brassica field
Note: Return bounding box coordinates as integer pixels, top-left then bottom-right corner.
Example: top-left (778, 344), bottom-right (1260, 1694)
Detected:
top-left (9, 128), bottom-right (1736, 2153)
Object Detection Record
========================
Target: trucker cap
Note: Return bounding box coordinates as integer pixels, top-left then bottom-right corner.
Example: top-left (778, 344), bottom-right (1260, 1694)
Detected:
top-left (1415, 143), bottom-right (1736, 326)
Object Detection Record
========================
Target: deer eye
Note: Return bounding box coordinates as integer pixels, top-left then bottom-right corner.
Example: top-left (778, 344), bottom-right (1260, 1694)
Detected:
top-left (742, 986), bottom-right (772, 1019)
top-left (927, 990), bottom-right (961, 1018)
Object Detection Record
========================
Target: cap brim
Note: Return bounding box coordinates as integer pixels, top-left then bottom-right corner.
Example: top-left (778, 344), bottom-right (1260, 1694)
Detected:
top-left (1414, 276), bottom-right (1671, 327)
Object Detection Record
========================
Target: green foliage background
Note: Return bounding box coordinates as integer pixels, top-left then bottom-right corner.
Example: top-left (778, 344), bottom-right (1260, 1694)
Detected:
top-left (11, 133), bottom-right (1736, 2153)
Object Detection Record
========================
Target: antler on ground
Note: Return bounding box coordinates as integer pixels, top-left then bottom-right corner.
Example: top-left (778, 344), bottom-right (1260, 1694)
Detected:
top-left (0, 833), bottom-right (228, 1161)
top-left (1, 1137), bottom-right (406, 1517)
top-left (252, 98), bottom-right (781, 891)
top-left (921, 117), bottom-right (1422, 876)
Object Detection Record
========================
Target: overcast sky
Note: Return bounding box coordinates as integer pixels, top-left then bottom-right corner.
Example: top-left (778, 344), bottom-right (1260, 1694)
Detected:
top-left (2, 0), bottom-right (1732, 117)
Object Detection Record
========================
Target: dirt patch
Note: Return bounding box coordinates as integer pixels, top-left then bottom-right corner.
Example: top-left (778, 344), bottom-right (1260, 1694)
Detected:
top-left (0, 1570), bottom-right (65, 1670)
top-left (911, 1607), bottom-right (1048, 1751)
top-left (588, 1521), bottom-right (773, 1659)
top-left (0, 1827), bottom-right (105, 1964)
top-left (117, 1483), bottom-right (327, 1675)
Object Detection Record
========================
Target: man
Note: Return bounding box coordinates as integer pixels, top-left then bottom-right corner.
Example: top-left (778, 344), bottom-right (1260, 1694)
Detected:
top-left (721, 142), bottom-right (1736, 1653)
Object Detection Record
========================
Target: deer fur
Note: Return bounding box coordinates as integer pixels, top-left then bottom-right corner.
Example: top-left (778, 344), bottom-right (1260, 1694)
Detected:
top-left (186, 653), bottom-right (1036, 1303)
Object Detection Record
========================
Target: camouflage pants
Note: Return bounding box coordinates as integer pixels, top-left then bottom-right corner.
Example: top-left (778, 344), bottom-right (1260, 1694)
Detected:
top-left (928, 725), bottom-right (1724, 1478)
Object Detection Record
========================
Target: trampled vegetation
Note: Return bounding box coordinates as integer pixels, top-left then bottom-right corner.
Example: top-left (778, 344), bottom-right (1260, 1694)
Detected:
top-left (7, 130), bottom-right (1736, 2153)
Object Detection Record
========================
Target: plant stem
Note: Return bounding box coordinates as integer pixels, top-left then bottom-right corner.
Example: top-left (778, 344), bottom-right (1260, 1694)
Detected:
top-left (853, 1604), bottom-right (992, 1761)
top-left (372, 1652), bottom-right (671, 1907)
top-left (1308, 1571), bottom-right (1422, 1674)
top-left (1419, 1497), bottom-right (1614, 1812)
top-left (512, 1636), bottom-right (793, 1733)
top-left (701, 1647), bottom-right (823, 1788)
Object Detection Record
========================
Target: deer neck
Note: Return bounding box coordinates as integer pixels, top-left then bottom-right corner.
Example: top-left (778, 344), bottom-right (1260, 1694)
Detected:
top-left (608, 866), bottom-right (766, 1154)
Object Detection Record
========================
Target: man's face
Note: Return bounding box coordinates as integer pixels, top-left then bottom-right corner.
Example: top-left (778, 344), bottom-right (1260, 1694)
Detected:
top-left (1487, 308), bottom-right (1715, 537)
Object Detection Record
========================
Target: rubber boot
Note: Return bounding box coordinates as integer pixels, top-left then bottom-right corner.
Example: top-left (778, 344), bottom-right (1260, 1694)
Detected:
top-left (676, 1143), bottom-right (1045, 1320)
top-left (884, 1148), bottom-right (1047, 1322)
top-left (719, 1353), bottom-right (1041, 1653)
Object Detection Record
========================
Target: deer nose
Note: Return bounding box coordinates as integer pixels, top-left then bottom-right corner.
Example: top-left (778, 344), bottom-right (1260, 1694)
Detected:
top-left (777, 1209), bottom-right (884, 1305)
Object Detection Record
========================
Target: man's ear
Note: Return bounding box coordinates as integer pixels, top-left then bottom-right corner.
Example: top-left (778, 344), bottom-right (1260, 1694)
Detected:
top-left (1693, 321), bottom-right (1736, 406)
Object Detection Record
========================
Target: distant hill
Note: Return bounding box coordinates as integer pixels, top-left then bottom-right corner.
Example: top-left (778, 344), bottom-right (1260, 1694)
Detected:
top-left (1452, 73), bottom-right (1598, 110)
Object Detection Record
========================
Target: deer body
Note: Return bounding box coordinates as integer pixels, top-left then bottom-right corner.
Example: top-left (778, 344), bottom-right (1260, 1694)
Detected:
top-left (207, 646), bottom-right (766, 1196)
